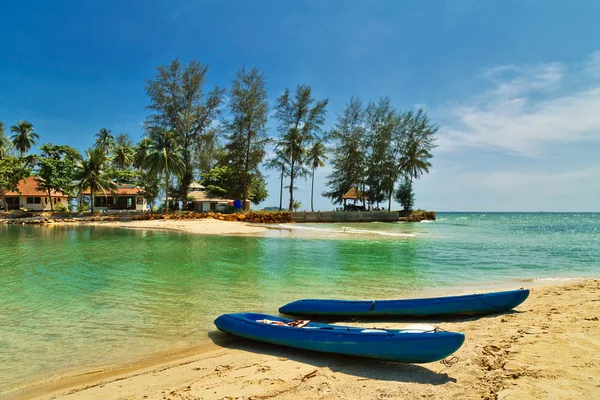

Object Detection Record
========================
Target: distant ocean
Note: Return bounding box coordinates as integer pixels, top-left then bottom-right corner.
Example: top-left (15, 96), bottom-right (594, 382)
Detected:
top-left (1, 212), bottom-right (598, 393)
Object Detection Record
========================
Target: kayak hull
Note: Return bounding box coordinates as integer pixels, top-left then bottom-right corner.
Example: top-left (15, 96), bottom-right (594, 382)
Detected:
top-left (214, 312), bottom-right (465, 363)
top-left (279, 289), bottom-right (529, 317)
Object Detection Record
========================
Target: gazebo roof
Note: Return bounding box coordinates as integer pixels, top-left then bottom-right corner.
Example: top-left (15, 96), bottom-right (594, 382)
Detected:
top-left (188, 181), bottom-right (205, 191)
top-left (342, 187), bottom-right (362, 200)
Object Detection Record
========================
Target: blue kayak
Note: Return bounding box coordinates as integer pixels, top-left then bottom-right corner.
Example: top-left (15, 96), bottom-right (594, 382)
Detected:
top-left (279, 289), bottom-right (529, 317)
top-left (214, 312), bottom-right (465, 363)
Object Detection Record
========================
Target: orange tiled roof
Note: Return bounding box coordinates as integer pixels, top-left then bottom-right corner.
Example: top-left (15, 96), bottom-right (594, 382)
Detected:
top-left (4, 176), bottom-right (68, 197)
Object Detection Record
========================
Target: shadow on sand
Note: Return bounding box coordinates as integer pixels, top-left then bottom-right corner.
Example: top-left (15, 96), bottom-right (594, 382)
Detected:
top-left (207, 330), bottom-right (457, 385)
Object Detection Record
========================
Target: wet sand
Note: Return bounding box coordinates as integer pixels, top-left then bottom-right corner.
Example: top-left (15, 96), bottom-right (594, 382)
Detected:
top-left (13, 279), bottom-right (600, 400)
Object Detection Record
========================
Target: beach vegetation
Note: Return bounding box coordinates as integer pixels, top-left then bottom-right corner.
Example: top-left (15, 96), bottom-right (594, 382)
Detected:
top-left (144, 129), bottom-right (185, 214)
top-left (0, 156), bottom-right (31, 211)
top-left (34, 144), bottom-right (81, 211)
top-left (145, 58), bottom-right (225, 203)
top-left (74, 147), bottom-right (116, 212)
top-left (93, 128), bottom-right (115, 156)
top-left (264, 148), bottom-right (289, 211)
top-left (274, 85), bottom-right (328, 211)
top-left (324, 97), bottom-right (437, 211)
top-left (323, 96), bottom-right (367, 206)
top-left (0, 121), bottom-right (13, 158)
top-left (9, 120), bottom-right (39, 158)
top-left (221, 67), bottom-right (270, 206)
top-left (306, 140), bottom-right (327, 212)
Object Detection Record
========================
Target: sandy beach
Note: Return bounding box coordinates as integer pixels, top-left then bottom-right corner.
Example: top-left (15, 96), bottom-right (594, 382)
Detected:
top-left (86, 218), bottom-right (272, 236)
top-left (11, 278), bottom-right (598, 400)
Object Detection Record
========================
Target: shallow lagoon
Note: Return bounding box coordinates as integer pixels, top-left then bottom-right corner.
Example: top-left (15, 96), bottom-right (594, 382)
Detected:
top-left (1, 212), bottom-right (598, 393)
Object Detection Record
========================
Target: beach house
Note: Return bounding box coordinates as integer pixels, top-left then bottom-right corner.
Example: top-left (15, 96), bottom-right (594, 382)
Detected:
top-left (81, 185), bottom-right (147, 211)
top-left (187, 182), bottom-right (234, 212)
top-left (3, 176), bottom-right (70, 211)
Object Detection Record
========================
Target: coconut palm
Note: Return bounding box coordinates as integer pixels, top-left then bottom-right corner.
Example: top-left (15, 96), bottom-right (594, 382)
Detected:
top-left (0, 122), bottom-right (12, 158)
top-left (94, 128), bottom-right (115, 156)
top-left (306, 141), bottom-right (328, 212)
top-left (112, 134), bottom-right (134, 170)
top-left (134, 137), bottom-right (151, 169)
top-left (264, 148), bottom-right (289, 211)
top-left (75, 147), bottom-right (116, 212)
top-left (397, 138), bottom-right (432, 211)
top-left (144, 129), bottom-right (185, 214)
top-left (9, 120), bottom-right (39, 157)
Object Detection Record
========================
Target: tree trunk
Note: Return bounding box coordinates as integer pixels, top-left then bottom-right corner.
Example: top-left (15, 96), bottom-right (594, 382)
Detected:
top-left (388, 189), bottom-right (393, 212)
top-left (407, 178), bottom-right (413, 212)
top-left (288, 157), bottom-right (295, 211)
top-left (311, 166), bottom-right (315, 212)
top-left (164, 167), bottom-right (170, 215)
top-left (90, 184), bottom-right (95, 213)
top-left (279, 165), bottom-right (284, 211)
top-left (48, 189), bottom-right (54, 211)
top-left (243, 131), bottom-right (252, 203)
top-left (1, 191), bottom-right (7, 212)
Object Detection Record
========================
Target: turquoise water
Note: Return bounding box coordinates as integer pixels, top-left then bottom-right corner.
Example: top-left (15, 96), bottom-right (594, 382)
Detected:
top-left (1, 212), bottom-right (599, 393)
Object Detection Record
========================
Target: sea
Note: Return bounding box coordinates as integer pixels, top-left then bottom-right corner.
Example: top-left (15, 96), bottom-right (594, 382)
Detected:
top-left (1, 212), bottom-right (598, 394)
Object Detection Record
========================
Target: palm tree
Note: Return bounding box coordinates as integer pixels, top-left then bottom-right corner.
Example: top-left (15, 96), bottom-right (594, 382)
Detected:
top-left (134, 137), bottom-right (151, 169)
top-left (144, 129), bottom-right (185, 214)
top-left (264, 148), bottom-right (289, 211)
top-left (75, 148), bottom-right (116, 212)
top-left (0, 122), bottom-right (12, 158)
top-left (94, 128), bottom-right (115, 156)
top-left (397, 138), bottom-right (432, 211)
top-left (306, 141), bottom-right (328, 212)
top-left (112, 134), bottom-right (134, 170)
top-left (9, 120), bottom-right (39, 157)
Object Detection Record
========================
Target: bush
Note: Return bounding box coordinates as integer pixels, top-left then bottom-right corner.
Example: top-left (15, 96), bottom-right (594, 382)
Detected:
top-left (77, 202), bottom-right (89, 212)
top-left (55, 203), bottom-right (68, 212)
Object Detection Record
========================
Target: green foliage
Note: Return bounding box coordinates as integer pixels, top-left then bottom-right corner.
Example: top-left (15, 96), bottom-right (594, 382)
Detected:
top-left (205, 184), bottom-right (227, 197)
top-left (74, 147), bottom-right (116, 212)
top-left (248, 172), bottom-right (268, 205)
top-left (0, 121), bottom-right (12, 158)
top-left (94, 128), bottom-right (115, 155)
top-left (108, 167), bottom-right (137, 185)
top-left (9, 120), bottom-right (39, 157)
top-left (111, 134), bottom-right (135, 170)
top-left (137, 170), bottom-right (160, 205)
top-left (274, 84), bottom-right (328, 210)
top-left (77, 201), bottom-right (89, 212)
top-left (325, 97), bottom-right (438, 210)
top-left (292, 200), bottom-right (302, 211)
top-left (395, 179), bottom-right (415, 211)
top-left (144, 129), bottom-right (185, 213)
top-left (307, 141), bottom-right (327, 212)
top-left (55, 203), bottom-right (68, 213)
top-left (145, 58), bottom-right (225, 201)
top-left (0, 156), bottom-right (31, 211)
top-left (35, 143), bottom-right (81, 211)
top-left (264, 149), bottom-right (289, 211)
top-left (323, 97), bottom-right (367, 205)
top-left (365, 97), bottom-right (401, 210)
top-left (222, 67), bottom-right (270, 202)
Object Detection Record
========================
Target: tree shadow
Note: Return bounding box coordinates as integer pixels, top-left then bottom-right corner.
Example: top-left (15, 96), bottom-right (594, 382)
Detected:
top-left (208, 330), bottom-right (457, 385)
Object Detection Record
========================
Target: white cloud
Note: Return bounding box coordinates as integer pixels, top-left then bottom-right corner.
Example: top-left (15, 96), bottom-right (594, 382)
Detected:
top-left (438, 52), bottom-right (600, 156)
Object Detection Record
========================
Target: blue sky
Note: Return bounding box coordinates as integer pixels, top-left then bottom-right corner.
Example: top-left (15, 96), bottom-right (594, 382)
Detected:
top-left (1, 0), bottom-right (599, 211)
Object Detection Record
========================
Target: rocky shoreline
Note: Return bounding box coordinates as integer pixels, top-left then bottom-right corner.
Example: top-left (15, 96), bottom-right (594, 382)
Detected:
top-left (1, 209), bottom-right (436, 225)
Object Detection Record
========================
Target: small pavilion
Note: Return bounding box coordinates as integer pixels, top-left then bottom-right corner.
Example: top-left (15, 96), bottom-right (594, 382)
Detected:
top-left (342, 186), bottom-right (363, 207)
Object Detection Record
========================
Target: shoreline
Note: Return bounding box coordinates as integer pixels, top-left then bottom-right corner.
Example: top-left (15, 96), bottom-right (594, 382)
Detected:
top-left (7, 278), bottom-right (599, 400)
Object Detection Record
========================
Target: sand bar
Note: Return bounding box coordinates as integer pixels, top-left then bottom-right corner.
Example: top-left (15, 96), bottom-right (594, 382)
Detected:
top-left (9, 279), bottom-right (599, 400)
